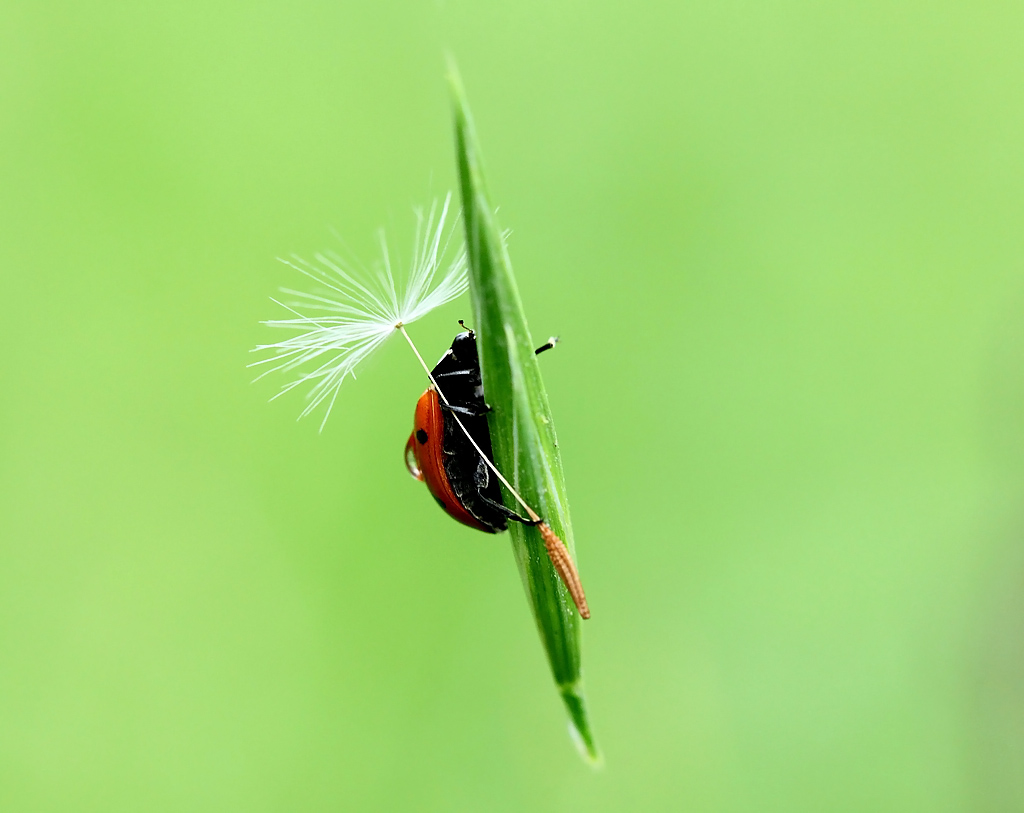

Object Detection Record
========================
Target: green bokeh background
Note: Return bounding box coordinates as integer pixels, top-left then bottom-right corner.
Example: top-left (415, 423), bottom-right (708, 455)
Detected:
top-left (3, 2), bottom-right (1023, 810)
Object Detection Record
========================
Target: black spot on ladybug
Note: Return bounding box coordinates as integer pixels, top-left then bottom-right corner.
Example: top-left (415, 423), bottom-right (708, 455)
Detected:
top-left (434, 497), bottom-right (447, 511)
top-left (416, 429), bottom-right (428, 444)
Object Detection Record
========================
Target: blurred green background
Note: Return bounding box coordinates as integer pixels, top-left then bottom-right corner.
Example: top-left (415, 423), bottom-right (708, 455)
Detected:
top-left (2, 1), bottom-right (1023, 810)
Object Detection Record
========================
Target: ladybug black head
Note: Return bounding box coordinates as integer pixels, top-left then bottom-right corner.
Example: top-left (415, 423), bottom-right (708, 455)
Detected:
top-left (449, 330), bottom-right (478, 363)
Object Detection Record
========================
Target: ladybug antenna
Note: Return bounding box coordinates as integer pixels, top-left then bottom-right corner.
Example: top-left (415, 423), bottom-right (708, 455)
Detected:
top-left (458, 319), bottom-right (474, 334)
top-left (397, 324), bottom-right (589, 619)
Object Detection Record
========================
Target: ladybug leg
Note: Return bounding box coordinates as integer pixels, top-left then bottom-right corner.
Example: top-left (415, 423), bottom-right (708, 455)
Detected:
top-left (440, 402), bottom-right (491, 418)
top-left (433, 368), bottom-right (477, 380)
top-left (482, 496), bottom-right (540, 526)
top-left (473, 457), bottom-right (540, 525)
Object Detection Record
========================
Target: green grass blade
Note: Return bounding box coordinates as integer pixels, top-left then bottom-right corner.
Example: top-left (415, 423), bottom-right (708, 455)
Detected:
top-left (448, 64), bottom-right (600, 765)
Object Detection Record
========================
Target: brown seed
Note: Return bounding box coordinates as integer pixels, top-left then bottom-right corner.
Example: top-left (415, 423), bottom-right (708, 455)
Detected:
top-left (538, 523), bottom-right (591, 620)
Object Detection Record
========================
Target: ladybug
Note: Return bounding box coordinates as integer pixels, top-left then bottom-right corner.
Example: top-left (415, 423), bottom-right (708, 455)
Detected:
top-left (404, 326), bottom-right (556, 532)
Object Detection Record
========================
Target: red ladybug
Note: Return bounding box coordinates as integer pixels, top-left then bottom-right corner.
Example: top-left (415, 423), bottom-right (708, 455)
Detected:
top-left (403, 327), bottom-right (592, 619)
top-left (404, 328), bottom-right (555, 532)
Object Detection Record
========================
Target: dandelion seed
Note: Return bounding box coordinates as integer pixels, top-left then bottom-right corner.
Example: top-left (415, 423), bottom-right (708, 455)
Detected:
top-left (253, 192), bottom-right (590, 621)
top-left (251, 194), bottom-right (468, 430)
